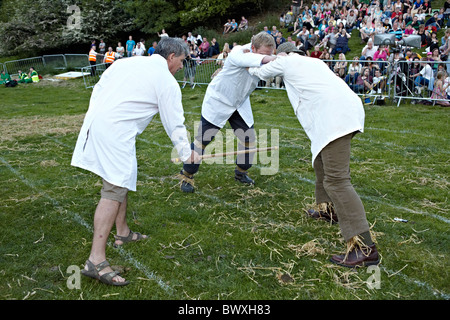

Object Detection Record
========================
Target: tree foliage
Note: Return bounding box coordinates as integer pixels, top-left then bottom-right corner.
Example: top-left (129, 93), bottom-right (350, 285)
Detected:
top-left (0, 0), bottom-right (286, 56)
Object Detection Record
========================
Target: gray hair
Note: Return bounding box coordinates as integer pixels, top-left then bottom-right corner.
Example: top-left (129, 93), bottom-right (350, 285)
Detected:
top-left (155, 37), bottom-right (189, 59)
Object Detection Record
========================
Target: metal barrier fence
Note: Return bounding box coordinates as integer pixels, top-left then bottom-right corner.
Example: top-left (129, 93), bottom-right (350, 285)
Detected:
top-left (2, 53), bottom-right (90, 76)
top-left (5, 56), bottom-right (46, 77)
top-left (174, 58), bottom-right (393, 103)
top-left (392, 60), bottom-right (450, 107)
top-left (81, 62), bottom-right (109, 89)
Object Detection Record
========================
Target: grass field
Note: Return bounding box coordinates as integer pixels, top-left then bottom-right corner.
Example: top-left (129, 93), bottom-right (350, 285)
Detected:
top-left (0, 76), bottom-right (448, 302)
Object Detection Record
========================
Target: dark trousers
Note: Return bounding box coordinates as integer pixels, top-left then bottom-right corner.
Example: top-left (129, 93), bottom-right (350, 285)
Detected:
top-left (313, 133), bottom-right (370, 241)
top-left (183, 111), bottom-right (256, 175)
top-left (90, 61), bottom-right (96, 76)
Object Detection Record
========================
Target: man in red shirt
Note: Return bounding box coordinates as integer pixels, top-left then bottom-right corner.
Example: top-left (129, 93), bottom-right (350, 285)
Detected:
top-left (310, 45), bottom-right (322, 58)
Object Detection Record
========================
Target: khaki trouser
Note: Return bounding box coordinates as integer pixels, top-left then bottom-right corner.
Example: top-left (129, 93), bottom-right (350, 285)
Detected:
top-left (313, 133), bottom-right (370, 241)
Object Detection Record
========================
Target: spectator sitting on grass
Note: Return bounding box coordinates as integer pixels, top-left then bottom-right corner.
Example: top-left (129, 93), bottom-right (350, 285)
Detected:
top-left (230, 19), bottom-right (238, 32)
top-left (310, 45), bottom-right (322, 58)
top-left (223, 19), bottom-right (232, 34)
top-left (0, 70), bottom-right (11, 85)
top-left (17, 70), bottom-right (27, 83)
top-left (239, 16), bottom-right (248, 31)
top-left (199, 37), bottom-right (210, 58)
top-left (207, 38), bottom-right (220, 57)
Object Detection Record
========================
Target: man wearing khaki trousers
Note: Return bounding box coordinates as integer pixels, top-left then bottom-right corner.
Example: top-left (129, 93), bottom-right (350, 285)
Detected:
top-left (249, 42), bottom-right (380, 268)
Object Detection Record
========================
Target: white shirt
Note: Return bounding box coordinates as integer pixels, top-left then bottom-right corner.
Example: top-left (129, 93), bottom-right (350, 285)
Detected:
top-left (201, 44), bottom-right (267, 128)
top-left (362, 44), bottom-right (379, 58)
top-left (419, 63), bottom-right (433, 80)
top-left (71, 55), bottom-right (191, 191)
top-left (249, 53), bottom-right (364, 166)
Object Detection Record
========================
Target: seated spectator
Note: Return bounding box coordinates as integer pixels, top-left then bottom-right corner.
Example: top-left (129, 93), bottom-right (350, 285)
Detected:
top-left (238, 16), bottom-right (248, 31)
top-left (207, 38), bottom-right (220, 57)
top-left (427, 32), bottom-right (440, 52)
top-left (223, 19), bottom-right (232, 34)
top-left (199, 37), bottom-right (210, 58)
top-left (346, 9), bottom-right (357, 33)
top-left (280, 14), bottom-right (286, 29)
top-left (354, 67), bottom-right (373, 93)
top-left (407, 15), bottom-right (422, 31)
top-left (320, 50), bottom-right (333, 70)
top-left (411, 0), bottom-right (424, 16)
top-left (410, 57), bottom-right (434, 91)
top-left (230, 19), bottom-right (238, 32)
top-left (332, 28), bottom-right (351, 56)
top-left (306, 28), bottom-right (318, 51)
top-left (436, 8), bottom-right (445, 29)
top-left (361, 39), bottom-right (379, 61)
top-left (373, 45), bottom-right (390, 63)
top-left (372, 69), bottom-right (388, 94)
top-left (422, 0), bottom-right (432, 14)
top-left (297, 25), bottom-right (310, 47)
top-left (17, 70), bottom-right (27, 83)
top-left (333, 52), bottom-right (348, 78)
top-left (425, 12), bottom-right (441, 31)
top-left (345, 56), bottom-right (362, 88)
top-left (360, 19), bottom-right (375, 44)
top-left (323, 27), bottom-right (338, 53)
top-left (0, 70), bottom-right (11, 85)
top-left (27, 67), bottom-right (40, 83)
top-left (388, 21), bottom-right (404, 40)
top-left (417, 25), bottom-right (428, 47)
top-left (403, 24), bottom-right (416, 37)
top-left (310, 45), bottom-right (322, 58)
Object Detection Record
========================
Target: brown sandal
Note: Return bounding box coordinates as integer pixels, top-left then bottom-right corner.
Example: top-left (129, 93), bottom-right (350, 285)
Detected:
top-left (113, 230), bottom-right (147, 248)
top-left (81, 260), bottom-right (129, 286)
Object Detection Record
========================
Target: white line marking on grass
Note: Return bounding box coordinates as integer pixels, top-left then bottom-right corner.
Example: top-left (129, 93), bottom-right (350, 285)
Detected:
top-left (0, 156), bottom-right (174, 295)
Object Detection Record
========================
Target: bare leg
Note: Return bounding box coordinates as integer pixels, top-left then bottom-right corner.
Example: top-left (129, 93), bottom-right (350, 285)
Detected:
top-left (86, 198), bottom-right (127, 283)
top-left (113, 194), bottom-right (148, 246)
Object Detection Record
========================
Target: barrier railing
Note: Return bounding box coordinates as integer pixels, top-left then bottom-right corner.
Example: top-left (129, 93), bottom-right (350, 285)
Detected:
top-left (5, 53), bottom-right (445, 107)
top-left (81, 62), bottom-right (109, 89)
top-left (4, 56), bottom-right (46, 76)
top-left (2, 54), bottom-right (91, 76)
top-left (392, 60), bottom-right (450, 107)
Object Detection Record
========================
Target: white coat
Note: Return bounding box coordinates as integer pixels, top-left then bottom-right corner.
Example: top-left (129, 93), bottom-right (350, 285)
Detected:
top-left (248, 53), bottom-right (365, 166)
top-left (201, 44), bottom-right (267, 128)
top-left (71, 55), bottom-right (191, 191)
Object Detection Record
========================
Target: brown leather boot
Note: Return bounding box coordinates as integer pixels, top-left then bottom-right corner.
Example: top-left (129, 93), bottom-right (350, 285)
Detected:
top-left (330, 243), bottom-right (380, 268)
top-left (306, 202), bottom-right (338, 224)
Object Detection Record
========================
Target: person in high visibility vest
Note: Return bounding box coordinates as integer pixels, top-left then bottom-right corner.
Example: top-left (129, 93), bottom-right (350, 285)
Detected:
top-left (89, 45), bottom-right (98, 76)
top-left (103, 47), bottom-right (116, 68)
top-left (17, 70), bottom-right (27, 83)
top-left (23, 67), bottom-right (39, 83)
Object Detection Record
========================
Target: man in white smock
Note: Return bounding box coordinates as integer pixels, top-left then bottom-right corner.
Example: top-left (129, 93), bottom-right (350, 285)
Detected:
top-left (71, 38), bottom-right (200, 285)
top-left (179, 31), bottom-right (276, 193)
top-left (248, 42), bottom-right (380, 268)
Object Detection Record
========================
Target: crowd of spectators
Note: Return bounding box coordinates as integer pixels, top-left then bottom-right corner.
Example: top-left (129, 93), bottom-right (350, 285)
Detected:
top-left (268, 0), bottom-right (450, 100)
top-left (84, 1), bottom-right (450, 101)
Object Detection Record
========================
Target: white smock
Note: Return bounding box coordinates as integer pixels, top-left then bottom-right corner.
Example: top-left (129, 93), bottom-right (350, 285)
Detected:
top-left (201, 44), bottom-right (267, 128)
top-left (249, 53), bottom-right (365, 166)
top-left (71, 55), bottom-right (191, 191)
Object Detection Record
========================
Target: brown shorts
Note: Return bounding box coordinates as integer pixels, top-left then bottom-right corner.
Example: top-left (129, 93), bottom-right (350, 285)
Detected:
top-left (101, 179), bottom-right (128, 203)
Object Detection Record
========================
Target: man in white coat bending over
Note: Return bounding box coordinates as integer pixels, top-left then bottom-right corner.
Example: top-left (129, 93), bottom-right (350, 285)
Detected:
top-left (179, 31), bottom-right (276, 193)
top-left (248, 42), bottom-right (380, 268)
top-left (71, 38), bottom-right (200, 286)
